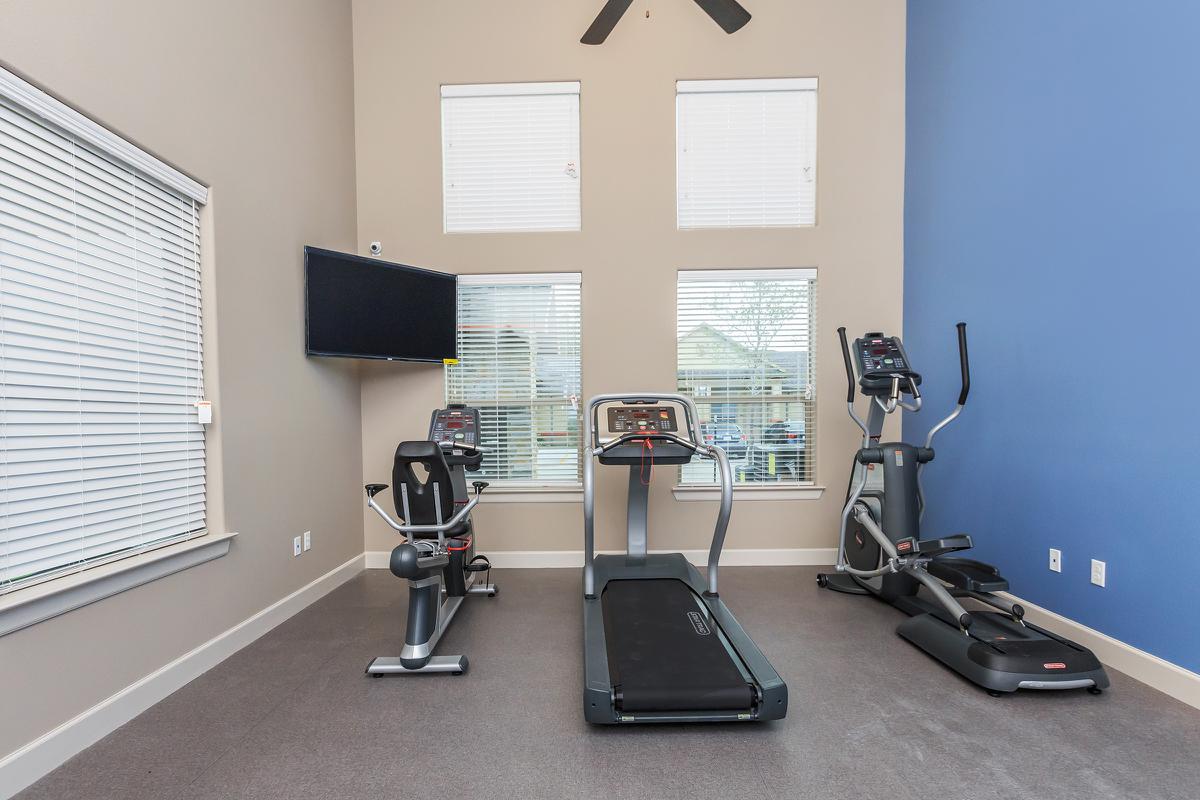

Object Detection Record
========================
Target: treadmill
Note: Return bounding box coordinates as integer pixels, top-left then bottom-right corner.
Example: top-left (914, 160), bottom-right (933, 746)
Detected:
top-left (582, 393), bottom-right (788, 724)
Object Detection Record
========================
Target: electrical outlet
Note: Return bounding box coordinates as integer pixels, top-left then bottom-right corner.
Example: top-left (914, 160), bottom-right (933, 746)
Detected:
top-left (1049, 548), bottom-right (1062, 573)
top-left (1091, 559), bottom-right (1106, 587)
top-left (293, 536), bottom-right (302, 557)
top-left (303, 531), bottom-right (312, 551)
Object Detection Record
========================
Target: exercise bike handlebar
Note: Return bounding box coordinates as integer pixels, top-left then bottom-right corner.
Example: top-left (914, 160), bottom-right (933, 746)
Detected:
top-left (441, 440), bottom-right (487, 454)
top-left (364, 483), bottom-right (485, 536)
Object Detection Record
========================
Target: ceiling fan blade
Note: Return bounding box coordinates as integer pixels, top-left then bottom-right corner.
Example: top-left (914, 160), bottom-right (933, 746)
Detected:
top-left (581, 0), bottom-right (636, 45)
top-left (692, 0), bottom-right (752, 34)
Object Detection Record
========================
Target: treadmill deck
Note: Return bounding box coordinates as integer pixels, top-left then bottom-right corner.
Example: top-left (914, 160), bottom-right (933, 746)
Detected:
top-left (601, 579), bottom-right (755, 712)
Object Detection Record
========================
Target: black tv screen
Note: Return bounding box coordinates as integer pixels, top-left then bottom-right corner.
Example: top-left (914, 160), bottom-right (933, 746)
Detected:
top-left (304, 246), bottom-right (457, 362)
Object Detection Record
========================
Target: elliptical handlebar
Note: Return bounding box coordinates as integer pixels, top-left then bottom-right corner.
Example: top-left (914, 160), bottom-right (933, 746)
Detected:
top-left (838, 327), bottom-right (870, 437)
top-left (956, 322), bottom-right (971, 406)
top-left (837, 327), bottom-right (856, 403)
top-left (922, 322), bottom-right (971, 452)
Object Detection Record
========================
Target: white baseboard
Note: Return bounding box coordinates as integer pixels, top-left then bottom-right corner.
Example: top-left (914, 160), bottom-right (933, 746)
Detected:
top-left (0, 553), bottom-right (365, 800)
top-left (365, 547), bottom-right (837, 570)
top-left (999, 591), bottom-right (1200, 710)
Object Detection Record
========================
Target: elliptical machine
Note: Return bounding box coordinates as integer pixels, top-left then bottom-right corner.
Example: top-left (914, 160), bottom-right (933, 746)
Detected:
top-left (818, 325), bottom-right (1109, 695)
top-left (363, 405), bottom-right (497, 675)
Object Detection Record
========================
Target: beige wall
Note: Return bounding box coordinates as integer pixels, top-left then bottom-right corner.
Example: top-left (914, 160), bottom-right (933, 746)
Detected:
top-left (355, 0), bottom-right (906, 555)
top-left (0, 0), bottom-right (362, 757)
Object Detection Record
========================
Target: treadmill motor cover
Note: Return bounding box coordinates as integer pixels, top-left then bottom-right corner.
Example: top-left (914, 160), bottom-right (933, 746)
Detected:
top-left (602, 579), bottom-right (756, 712)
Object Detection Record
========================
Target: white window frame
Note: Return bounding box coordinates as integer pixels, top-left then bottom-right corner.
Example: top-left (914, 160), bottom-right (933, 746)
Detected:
top-left (674, 268), bottom-right (823, 501)
top-left (440, 81), bottom-right (582, 234)
top-left (676, 77), bottom-right (818, 230)
top-left (0, 66), bottom-right (229, 634)
top-left (445, 272), bottom-right (583, 496)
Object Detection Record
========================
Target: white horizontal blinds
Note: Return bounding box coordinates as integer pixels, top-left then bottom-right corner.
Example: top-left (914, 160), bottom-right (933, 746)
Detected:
top-left (446, 274), bottom-right (582, 485)
top-left (441, 82), bottom-right (581, 233)
top-left (676, 78), bottom-right (818, 229)
top-left (0, 91), bottom-right (205, 595)
top-left (676, 269), bottom-right (817, 485)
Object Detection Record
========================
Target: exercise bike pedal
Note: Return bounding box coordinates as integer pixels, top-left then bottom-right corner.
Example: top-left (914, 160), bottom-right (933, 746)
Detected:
top-left (464, 555), bottom-right (491, 572)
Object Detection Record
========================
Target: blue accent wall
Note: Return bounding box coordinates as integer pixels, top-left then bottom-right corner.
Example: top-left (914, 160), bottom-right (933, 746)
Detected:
top-left (904, 1), bottom-right (1200, 672)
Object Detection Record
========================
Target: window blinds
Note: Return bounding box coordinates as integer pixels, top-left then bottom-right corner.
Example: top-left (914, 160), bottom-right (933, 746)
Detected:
top-left (0, 81), bottom-right (206, 595)
top-left (676, 78), bottom-right (818, 229)
top-left (446, 274), bottom-right (582, 485)
top-left (441, 82), bottom-right (582, 233)
top-left (676, 269), bottom-right (817, 485)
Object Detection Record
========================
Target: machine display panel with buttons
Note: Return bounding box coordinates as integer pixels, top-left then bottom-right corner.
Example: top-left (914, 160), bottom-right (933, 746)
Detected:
top-left (430, 407), bottom-right (479, 448)
top-left (606, 406), bottom-right (679, 434)
top-left (851, 332), bottom-right (922, 396)
top-left (857, 335), bottom-right (908, 375)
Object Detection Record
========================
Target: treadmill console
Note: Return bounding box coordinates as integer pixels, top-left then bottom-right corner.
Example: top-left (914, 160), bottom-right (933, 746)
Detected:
top-left (854, 333), bottom-right (922, 396)
top-left (594, 399), bottom-right (694, 466)
top-left (428, 404), bottom-right (483, 470)
top-left (606, 406), bottom-right (679, 434)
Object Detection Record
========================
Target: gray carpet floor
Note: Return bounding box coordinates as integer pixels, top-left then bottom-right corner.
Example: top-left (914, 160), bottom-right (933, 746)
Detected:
top-left (16, 566), bottom-right (1200, 800)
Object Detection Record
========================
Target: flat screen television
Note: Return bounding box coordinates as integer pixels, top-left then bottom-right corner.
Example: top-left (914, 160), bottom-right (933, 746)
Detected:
top-left (304, 246), bottom-right (457, 362)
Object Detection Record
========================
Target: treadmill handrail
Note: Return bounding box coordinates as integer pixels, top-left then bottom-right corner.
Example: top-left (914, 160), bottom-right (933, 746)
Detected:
top-left (582, 392), bottom-right (732, 598)
top-left (594, 431), bottom-right (700, 455)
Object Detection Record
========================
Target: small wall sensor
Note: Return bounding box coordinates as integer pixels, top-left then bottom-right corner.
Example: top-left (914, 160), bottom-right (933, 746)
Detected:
top-left (369, 241), bottom-right (382, 256)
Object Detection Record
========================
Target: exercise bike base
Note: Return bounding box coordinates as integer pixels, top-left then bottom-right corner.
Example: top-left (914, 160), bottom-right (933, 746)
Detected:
top-left (366, 655), bottom-right (468, 675)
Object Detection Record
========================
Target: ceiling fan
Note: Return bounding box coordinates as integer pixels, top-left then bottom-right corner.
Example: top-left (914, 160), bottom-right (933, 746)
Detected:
top-left (581, 0), bottom-right (752, 45)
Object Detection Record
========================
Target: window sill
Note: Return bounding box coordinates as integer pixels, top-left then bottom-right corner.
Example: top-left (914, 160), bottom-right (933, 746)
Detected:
top-left (0, 532), bottom-right (237, 637)
top-left (672, 485), bottom-right (826, 502)
top-left (477, 485), bottom-right (583, 504)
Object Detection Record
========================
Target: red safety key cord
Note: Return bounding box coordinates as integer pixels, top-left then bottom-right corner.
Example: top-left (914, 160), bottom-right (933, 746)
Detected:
top-left (640, 438), bottom-right (654, 486)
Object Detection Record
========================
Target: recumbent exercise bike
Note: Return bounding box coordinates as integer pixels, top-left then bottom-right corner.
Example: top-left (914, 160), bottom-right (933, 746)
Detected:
top-left (363, 405), bottom-right (497, 676)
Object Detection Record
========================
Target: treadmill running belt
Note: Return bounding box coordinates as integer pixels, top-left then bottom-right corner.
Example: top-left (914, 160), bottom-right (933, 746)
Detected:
top-left (602, 579), bottom-right (755, 712)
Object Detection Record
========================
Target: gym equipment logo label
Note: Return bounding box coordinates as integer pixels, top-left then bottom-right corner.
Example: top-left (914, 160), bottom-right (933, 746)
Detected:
top-left (687, 611), bottom-right (711, 636)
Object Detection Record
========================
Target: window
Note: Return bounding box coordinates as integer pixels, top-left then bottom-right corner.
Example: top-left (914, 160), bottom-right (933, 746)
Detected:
top-left (441, 82), bottom-right (581, 233)
top-left (676, 78), bottom-right (818, 229)
top-left (0, 68), bottom-right (208, 595)
top-left (677, 269), bottom-right (817, 485)
top-left (446, 273), bottom-right (582, 485)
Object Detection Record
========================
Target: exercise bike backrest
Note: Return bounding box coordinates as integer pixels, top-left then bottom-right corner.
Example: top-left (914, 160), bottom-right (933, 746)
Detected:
top-left (391, 442), bottom-right (463, 537)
